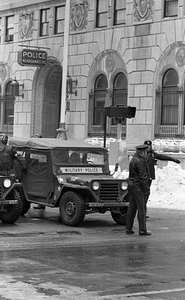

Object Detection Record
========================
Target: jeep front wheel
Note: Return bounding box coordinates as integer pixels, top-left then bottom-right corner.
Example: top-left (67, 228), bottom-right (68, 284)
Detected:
top-left (111, 207), bottom-right (128, 225)
top-left (0, 189), bottom-right (22, 224)
top-left (20, 190), bottom-right (30, 215)
top-left (59, 191), bottom-right (85, 226)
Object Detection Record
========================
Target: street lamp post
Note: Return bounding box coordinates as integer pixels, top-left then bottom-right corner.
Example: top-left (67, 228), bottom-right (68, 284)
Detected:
top-left (57, 0), bottom-right (71, 139)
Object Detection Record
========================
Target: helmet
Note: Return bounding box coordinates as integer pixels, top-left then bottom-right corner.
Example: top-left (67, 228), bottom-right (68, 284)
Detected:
top-left (144, 140), bottom-right (152, 146)
top-left (0, 133), bottom-right (8, 145)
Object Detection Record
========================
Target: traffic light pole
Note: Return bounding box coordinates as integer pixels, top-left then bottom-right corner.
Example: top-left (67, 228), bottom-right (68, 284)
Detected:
top-left (57, 0), bottom-right (70, 139)
top-left (117, 122), bottom-right (122, 140)
top-left (103, 114), bottom-right (107, 148)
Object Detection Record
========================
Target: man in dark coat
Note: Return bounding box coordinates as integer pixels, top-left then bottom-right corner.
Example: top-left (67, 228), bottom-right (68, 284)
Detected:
top-left (0, 133), bottom-right (26, 176)
top-left (126, 144), bottom-right (151, 236)
top-left (144, 140), bottom-right (180, 181)
top-left (144, 140), bottom-right (180, 216)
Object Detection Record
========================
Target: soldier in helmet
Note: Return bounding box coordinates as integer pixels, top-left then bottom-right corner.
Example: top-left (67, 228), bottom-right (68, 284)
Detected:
top-left (0, 133), bottom-right (26, 176)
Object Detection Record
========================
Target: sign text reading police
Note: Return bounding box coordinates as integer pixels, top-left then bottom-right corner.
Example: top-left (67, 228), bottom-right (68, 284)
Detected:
top-left (18, 49), bottom-right (47, 67)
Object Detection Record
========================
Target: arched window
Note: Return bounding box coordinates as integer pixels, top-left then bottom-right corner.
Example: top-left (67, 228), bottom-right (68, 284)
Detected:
top-left (93, 74), bottom-right (108, 125)
top-left (112, 72), bottom-right (127, 125)
top-left (161, 69), bottom-right (179, 125)
top-left (113, 73), bottom-right (127, 105)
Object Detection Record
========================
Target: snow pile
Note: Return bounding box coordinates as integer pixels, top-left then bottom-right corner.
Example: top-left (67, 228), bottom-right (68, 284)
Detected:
top-left (86, 136), bottom-right (185, 153)
top-left (86, 137), bottom-right (185, 210)
top-left (149, 162), bottom-right (185, 210)
top-left (85, 137), bottom-right (117, 149)
top-left (151, 139), bottom-right (185, 153)
top-left (111, 162), bottom-right (185, 210)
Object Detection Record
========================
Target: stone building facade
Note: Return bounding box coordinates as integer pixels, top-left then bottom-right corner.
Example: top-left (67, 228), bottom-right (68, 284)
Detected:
top-left (0, 0), bottom-right (185, 149)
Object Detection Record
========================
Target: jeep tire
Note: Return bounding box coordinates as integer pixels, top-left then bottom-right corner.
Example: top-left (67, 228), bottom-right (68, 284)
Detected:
top-left (111, 207), bottom-right (128, 225)
top-left (0, 189), bottom-right (22, 224)
top-left (20, 190), bottom-right (30, 215)
top-left (59, 191), bottom-right (85, 226)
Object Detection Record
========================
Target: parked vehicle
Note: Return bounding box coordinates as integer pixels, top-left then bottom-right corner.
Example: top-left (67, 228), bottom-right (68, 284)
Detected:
top-left (0, 173), bottom-right (22, 224)
top-left (10, 137), bottom-right (129, 226)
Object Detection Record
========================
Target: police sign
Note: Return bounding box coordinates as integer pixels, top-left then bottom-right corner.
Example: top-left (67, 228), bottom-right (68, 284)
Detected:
top-left (18, 49), bottom-right (47, 67)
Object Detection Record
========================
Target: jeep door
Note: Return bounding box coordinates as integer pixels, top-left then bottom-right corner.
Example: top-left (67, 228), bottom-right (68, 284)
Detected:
top-left (23, 150), bottom-right (54, 202)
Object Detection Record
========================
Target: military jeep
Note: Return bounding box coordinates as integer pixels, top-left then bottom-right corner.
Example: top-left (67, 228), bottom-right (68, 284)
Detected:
top-left (10, 137), bottom-right (129, 226)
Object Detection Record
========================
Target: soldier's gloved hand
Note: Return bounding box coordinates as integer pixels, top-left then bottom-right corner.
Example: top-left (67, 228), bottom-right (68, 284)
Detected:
top-left (174, 159), bottom-right (180, 164)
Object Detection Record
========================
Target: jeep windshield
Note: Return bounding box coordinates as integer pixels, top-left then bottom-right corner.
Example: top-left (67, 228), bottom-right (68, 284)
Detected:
top-left (51, 148), bottom-right (110, 174)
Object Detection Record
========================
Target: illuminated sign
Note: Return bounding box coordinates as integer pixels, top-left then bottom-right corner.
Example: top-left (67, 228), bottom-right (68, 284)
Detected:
top-left (18, 49), bottom-right (47, 67)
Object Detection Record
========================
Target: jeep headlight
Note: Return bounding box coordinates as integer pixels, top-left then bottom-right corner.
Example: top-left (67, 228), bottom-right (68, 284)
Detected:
top-left (92, 181), bottom-right (100, 191)
top-left (3, 178), bottom-right (12, 188)
top-left (121, 181), bottom-right (128, 190)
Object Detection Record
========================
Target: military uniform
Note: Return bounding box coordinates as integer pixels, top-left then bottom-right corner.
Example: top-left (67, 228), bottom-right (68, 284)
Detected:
top-left (0, 134), bottom-right (26, 176)
top-left (126, 144), bottom-right (151, 236)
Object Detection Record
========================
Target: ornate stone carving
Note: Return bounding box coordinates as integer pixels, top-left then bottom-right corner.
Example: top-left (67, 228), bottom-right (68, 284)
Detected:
top-left (176, 47), bottom-right (185, 67)
top-left (105, 54), bottom-right (115, 73)
top-left (133, 0), bottom-right (154, 22)
top-left (71, 0), bottom-right (88, 31)
top-left (0, 63), bottom-right (7, 82)
top-left (19, 12), bottom-right (34, 39)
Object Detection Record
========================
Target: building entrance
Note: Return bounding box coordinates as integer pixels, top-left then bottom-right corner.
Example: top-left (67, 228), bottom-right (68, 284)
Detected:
top-left (43, 68), bottom-right (61, 137)
top-left (32, 59), bottom-right (62, 138)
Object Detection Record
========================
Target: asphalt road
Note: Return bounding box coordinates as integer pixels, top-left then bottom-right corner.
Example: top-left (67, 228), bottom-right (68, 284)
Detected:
top-left (0, 206), bottom-right (185, 300)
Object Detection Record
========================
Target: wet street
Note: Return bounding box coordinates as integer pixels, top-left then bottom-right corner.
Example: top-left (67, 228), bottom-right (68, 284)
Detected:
top-left (0, 206), bottom-right (185, 300)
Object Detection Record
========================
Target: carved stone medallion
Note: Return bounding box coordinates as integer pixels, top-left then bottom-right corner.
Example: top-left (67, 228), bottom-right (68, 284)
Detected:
top-left (133, 0), bottom-right (154, 22)
top-left (0, 63), bottom-right (7, 81)
top-left (19, 12), bottom-right (34, 39)
top-left (176, 47), bottom-right (185, 67)
top-left (105, 55), bottom-right (115, 73)
top-left (71, 0), bottom-right (88, 31)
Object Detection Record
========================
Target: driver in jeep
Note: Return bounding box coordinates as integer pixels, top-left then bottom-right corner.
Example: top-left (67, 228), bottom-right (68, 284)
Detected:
top-left (0, 133), bottom-right (26, 176)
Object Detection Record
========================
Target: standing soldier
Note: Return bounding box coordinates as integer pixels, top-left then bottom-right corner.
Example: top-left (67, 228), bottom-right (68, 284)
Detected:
top-left (126, 144), bottom-right (151, 236)
top-left (0, 133), bottom-right (26, 175)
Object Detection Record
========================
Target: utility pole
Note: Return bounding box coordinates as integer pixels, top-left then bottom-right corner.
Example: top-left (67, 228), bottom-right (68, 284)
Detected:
top-left (57, 0), bottom-right (70, 139)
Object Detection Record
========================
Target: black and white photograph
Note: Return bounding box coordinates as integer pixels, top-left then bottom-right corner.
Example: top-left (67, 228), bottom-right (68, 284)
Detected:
top-left (0, 0), bottom-right (185, 299)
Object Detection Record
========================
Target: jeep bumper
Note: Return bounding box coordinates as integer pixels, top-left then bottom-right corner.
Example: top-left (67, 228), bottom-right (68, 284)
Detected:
top-left (88, 202), bottom-right (129, 207)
